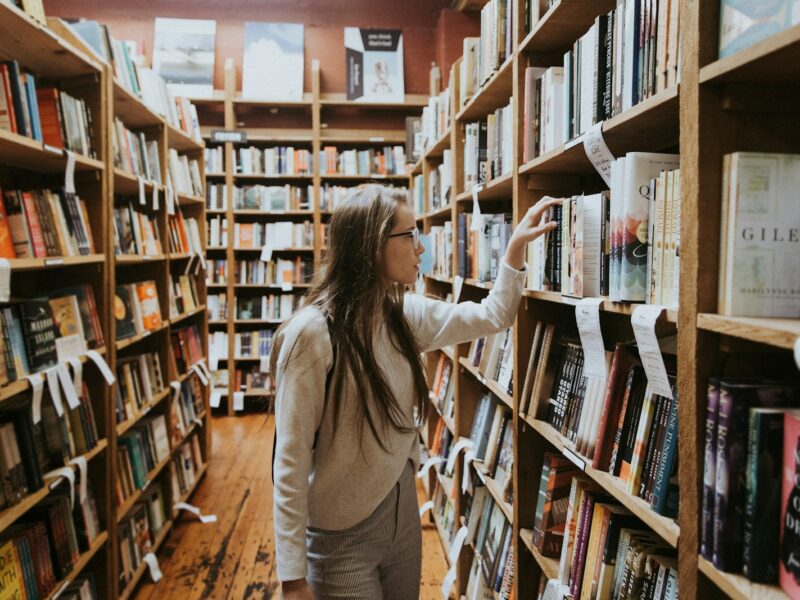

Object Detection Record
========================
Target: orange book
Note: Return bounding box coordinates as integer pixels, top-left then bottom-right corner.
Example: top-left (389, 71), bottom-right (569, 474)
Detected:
top-left (238, 223), bottom-right (254, 249)
top-left (0, 189), bottom-right (16, 258)
top-left (135, 281), bottom-right (162, 331)
top-left (35, 87), bottom-right (64, 148)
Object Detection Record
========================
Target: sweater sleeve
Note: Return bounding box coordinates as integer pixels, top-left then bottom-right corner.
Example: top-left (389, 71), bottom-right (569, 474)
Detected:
top-left (404, 261), bottom-right (527, 352)
top-left (272, 310), bottom-right (333, 582)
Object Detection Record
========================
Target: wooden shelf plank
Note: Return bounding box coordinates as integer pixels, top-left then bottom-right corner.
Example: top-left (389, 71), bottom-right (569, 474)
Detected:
top-left (425, 273), bottom-right (454, 285)
top-left (177, 192), bottom-right (204, 206)
top-left (112, 80), bottom-right (163, 128)
top-left (700, 24), bottom-right (800, 84)
top-left (320, 129), bottom-right (406, 144)
top-left (116, 455), bottom-right (172, 524)
top-left (234, 246), bottom-right (313, 252)
top-left (520, 85), bottom-right (679, 177)
top-left (458, 356), bottom-right (513, 410)
top-left (0, 129), bottom-right (104, 173)
top-left (432, 512), bottom-right (453, 567)
top-left (118, 521), bottom-right (174, 600)
top-left (526, 416), bottom-right (680, 547)
top-left (116, 388), bottom-right (172, 438)
top-left (456, 56), bottom-right (514, 122)
top-left (428, 392), bottom-right (456, 435)
top-left (233, 94), bottom-right (314, 108)
top-left (115, 254), bottom-right (166, 265)
top-left (173, 463), bottom-right (209, 515)
top-left (698, 556), bottom-right (789, 600)
top-left (4, 254), bottom-right (104, 271)
top-left (473, 462), bottom-right (513, 523)
top-left (455, 172), bottom-right (514, 202)
top-left (232, 209), bottom-right (314, 217)
top-left (320, 173), bottom-right (408, 181)
top-left (319, 93), bottom-right (428, 108)
top-left (519, 528), bottom-right (560, 581)
top-left (115, 323), bottom-right (169, 352)
top-left (170, 306), bottom-right (207, 325)
top-left (45, 531), bottom-right (109, 600)
top-left (234, 173), bottom-right (312, 181)
top-left (519, 0), bottom-right (618, 55)
top-left (167, 124), bottom-right (204, 152)
top-left (113, 168), bottom-right (162, 195)
top-left (234, 283), bottom-right (312, 289)
top-left (523, 289), bottom-right (679, 322)
top-left (464, 278), bottom-right (493, 291)
top-left (697, 313), bottom-right (800, 350)
top-left (424, 128), bottom-right (452, 159)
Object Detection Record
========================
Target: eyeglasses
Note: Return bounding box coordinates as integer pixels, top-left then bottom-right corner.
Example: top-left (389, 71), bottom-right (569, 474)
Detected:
top-left (387, 227), bottom-right (420, 249)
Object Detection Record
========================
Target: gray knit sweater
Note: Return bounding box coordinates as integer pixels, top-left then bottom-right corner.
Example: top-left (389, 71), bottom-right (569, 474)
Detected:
top-left (272, 261), bottom-right (526, 581)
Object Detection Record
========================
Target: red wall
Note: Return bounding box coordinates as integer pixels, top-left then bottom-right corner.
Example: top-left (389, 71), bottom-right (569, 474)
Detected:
top-left (44, 0), bottom-right (453, 94)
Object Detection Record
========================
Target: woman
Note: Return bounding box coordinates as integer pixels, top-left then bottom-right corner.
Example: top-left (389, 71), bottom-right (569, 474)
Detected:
top-left (271, 184), bottom-right (559, 599)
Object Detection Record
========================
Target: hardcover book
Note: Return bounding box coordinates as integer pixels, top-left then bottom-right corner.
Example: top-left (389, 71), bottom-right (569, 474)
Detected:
top-left (781, 410), bottom-right (800, 599)
top-left (19, 298), bottom-right (57, 372)
top-left (345, 28), bottom-right (404, 103)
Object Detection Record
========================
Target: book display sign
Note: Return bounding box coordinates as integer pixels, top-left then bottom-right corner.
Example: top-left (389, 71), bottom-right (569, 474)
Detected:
top-left (242, 22), bottom-right (304, 101)
top-left (153, 18), bottom-right (216, 98)
top-left (345, 28), bottom-right (404, 103)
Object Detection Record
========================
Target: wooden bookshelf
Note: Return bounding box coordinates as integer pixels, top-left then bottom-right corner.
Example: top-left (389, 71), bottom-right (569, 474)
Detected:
top-left (518, 528), bottom-right (559, 581)
top-left (118, 521), bottom-right (174, 600)
top-left (698, 557), bottom-right (790, 600)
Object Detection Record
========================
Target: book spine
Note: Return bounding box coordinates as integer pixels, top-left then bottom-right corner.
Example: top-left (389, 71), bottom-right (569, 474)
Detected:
top-left (700, 380), bottom-right (720, 559)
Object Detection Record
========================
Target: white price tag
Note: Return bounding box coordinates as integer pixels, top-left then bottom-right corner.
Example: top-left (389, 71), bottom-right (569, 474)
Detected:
top-left (143, 553), bottom-right (163, 582)
top-left (87, 350), bottom-right (116, 385)
top-left (174, 501), bottom-right (217, 523)
top-left (171, 380), bottom-right (182, 402)
top-left (166, 185), bottom-right (175, 215)
top-left (233, 391), bottom-right (244, 411)
top-left (56, 363), bottom-right (81, 410)
top-left (470, 185), bottom-right (483, 232)
top-left (446, 437), bottom-right (473, 475)
top-left (281, 282), bottom-right (293, 292)
top-left (416, 456), bottom-right (444, 479)
top-left (210, 389), bottom-right (223, 409)
top-left (632, 305), bottom-right (673, 398)
top-left (64, 150), bottom-right (76, 194)
top-left (418, 500), bottom-right (434, 518)
top-left (0, 258), bottom-right (10, 302)
top-left (461, 450), bottom-right (476, 494)
top-left (583, 122), bottom-right (615, 186)
top-left (44, 466), bottom-right (75, 507)
top-left (138, 176), bottom-right (146, 205)
top-left (196, 359), bottom-right (212, 380)
top-left (152, 185), bottom-right (159, 210)
top-left (27, 373), bottom-right (44, 424)
top-left (192, 364), bottom-right (209, 386)
top-left (45, 367), bottom-right (64, 417)
top-left (453, 275), bottom-right (464, 304)
top-left (441, 566), bottom-right (457, 599)
top-left (67, 357), bottom-right (83, 394)
top-left (184, 253), bottom-right (195, 276)
top-left (68, 456), bottom-right (88, 504)
top-left (260, 355), bottom-right (270, 373)
top-left (575, 298), bottom-right (608, 379)
top-left (260, 245), bottom-right (273, 262)
top-left (447, 525), bottom-right (470, 565)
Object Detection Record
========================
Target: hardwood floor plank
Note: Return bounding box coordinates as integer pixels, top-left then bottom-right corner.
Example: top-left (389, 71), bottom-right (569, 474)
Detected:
top-left (133, 413), bottom-right (448, 600)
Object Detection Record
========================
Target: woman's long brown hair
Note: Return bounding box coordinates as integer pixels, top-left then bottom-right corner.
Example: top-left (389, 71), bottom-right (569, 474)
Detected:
top-left (270, 184), bottom-right (429, 449)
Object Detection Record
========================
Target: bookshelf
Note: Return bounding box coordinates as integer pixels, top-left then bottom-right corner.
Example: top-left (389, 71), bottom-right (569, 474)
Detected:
top-left (199, 60), bottom-right (421, 415)
top-left (411, 1), bottom-right (800, 599)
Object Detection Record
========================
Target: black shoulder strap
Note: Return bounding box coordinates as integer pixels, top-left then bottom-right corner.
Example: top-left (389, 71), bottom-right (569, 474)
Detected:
top-left (271, 317), bottom-right (336, 484)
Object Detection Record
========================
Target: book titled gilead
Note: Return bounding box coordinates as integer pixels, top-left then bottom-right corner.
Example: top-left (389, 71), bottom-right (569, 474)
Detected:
top-left (345, 28), bottom-right (404, 103)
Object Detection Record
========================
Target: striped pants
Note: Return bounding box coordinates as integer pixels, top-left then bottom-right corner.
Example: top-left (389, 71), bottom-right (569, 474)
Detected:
top-left (306, 461), bottom-right (422, 599)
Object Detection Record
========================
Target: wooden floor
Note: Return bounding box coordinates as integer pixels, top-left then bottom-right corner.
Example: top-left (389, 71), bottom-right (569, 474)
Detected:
top-left (134, 413), bottom-right (449, 600)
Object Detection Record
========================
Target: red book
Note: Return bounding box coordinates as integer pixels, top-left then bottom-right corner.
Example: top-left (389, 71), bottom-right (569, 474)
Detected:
top-left (0, 187), bottom-right (16, 258)
top-left (19, 191), bottom-right (46, 257)
top-left (592, 344), bottom-right (637, 470)
top-left (0, 65), bottom-right (16, 133)
top-left (35, 87), bottom-right (65, 148)
top-left (780, 411), bottom-right (800, 599)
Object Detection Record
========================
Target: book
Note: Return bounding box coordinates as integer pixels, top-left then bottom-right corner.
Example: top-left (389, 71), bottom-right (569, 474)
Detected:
top-left (719, 1), bottom-right (800, 59)
top-left (782, 410), bottom-right (800, 598)
top-left (152, 18), bottom-right (216, 98)
top-left (344, 28), bottom-right (404, 103)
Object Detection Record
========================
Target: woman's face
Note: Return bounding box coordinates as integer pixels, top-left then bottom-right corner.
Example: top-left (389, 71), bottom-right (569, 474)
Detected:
top-left (379, 202), bottom-right (425, 285)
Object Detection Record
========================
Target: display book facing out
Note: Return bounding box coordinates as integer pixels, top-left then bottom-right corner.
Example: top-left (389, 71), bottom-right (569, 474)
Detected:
top-left (0, 10), bottom-right (212, 600)
top-left (415, 0), bottom-right (800, 598)
top-left (198, 58), bottom-right (424, 415)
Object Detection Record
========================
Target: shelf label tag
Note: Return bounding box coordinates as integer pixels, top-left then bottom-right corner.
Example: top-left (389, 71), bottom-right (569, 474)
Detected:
top-left (44, 466), bottom-right (75, 508)
top-left (87, 350), bottom-right (116, 385)
top-left (261, 245), bottom-right (273, 262)
top-left (448, 525), bottom-right (470, 565)
top-left (462, 449), bottom-right (476, 494)
top-left (27, 373), bottom-right (44, 424)
top-left (583, 122), bottom-right (615, 186)
top-left (446, 437), bottom-right (473, 475)
top-left (171, 381), bottom-right (182, 402)
top-left (260, 355), bottom-right (270, 373)
top-left (68, 456), bottom-right (88, 504)
top-left (45, 367), bottom-right (64, 417)
top-left (56, 362), bottom-right (81, 410)
top-left (166, 184), bottom-right (175, 215)
top-left (416, 456), bottom-right (444, 479)
top-left (470, 185), bottom-right (483, 232)
top-left (281, 282), bottom-right (293, 292)
top-left (0, 258), bottom-right (10, 302)
top-left (67, 357), bottom-right (83, 393)
top-left (64, 150), bottom-right (76, 194)
top-left (192, 364), bottom-right (209, 386)
top-left (453, 275), bottom-right (464, 304)
top-left (152, 185), bottom-right (159, 211)
top-left (174, 501), bottom-right (217, 523)
top-left (138, 176), bottom-right (146, 205)
top-left (210, 388), bottom-right (223, 408)
top-left (632, 305), bottom-right (673, 398)
top-left (418, 500), bottom-right (434, 518)
top-left (576, 297), bottom-right (608, 379)
top-left (233, 391), bottom-right (244, 411)
top-left (441, 566), bottom-right (457, 599)
top-left (143, 553), bottom-right (163, 582)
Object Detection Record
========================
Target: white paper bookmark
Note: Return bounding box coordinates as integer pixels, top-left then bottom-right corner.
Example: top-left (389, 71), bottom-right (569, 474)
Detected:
top-left (441, 566), bottom-right (457, 599)
top-left (281, 282), bottom-right (293, 292)
top-left (447, 525), bottom-right (470, 565)
top-left (138, 176), bottom-right (146, 206)
top-left (794, 337), bottom-right (800, 370)
top-left (461, 450), bottom-right (477, 494)
top-left (45, 367), bottom-right (64, 417)
top-left (418, 500), bottom-right (434, 518)
top-left (64, 150), bottom-right (76, 194)
top-left (184, 253), bottom-right (195, 276)
top-left (453, 275), bottom-right (464, 304)
top-left (196, 359), bottom-right (212, 380)
top-left (542, 579), bottom-right (571, 600)
top-left (470, 185), bottom-right (483, 232)
top-left (87, 350), bottom-right (116, 385)
top-left (0, 258), bottom-right (10, 302)
top-left (260, 245), bottom-right (273, 262)
top-left (416, 456), bottom-right (445, 479)
top-left (174, 501), bottom-right (217, 523)
top-left (576, 298), bottom-right (608, 379)
top-left (260, 355), bottom-right (270, 373)
top-left (233, 391), bottom-right (244, 411)
top-left (632, 305), bottom-right (673, 398)
top-left (44, 466), bottom-right (75, 508)
top-left (27, 373), bottom-right (44, 424)
top-left (166, 184), bottom-right (175, 215)
top-left (67, 357), bottom-right (83, 394)
top-left (68, 456), bottom-right (88, 504)
top-left (171, 381), bottom-right (182, 402)
top-left (192, 364), bottom-right (209, 386)
top-left (583, 122), bottom-right (615, 186)
top-left (56, 363), bottom-right (81, 410)
top-left (446, 437), bottom-right (474, 475)
top-left (142, 553), bottom-right (163, 582)
top-left (152, 185), bottom-right (159, 211)
top-left (210, 388), bottom-right (223, 409)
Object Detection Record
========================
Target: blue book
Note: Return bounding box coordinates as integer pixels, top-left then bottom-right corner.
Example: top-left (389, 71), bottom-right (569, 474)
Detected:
top-left (23, 74), bottom-right (41, 142)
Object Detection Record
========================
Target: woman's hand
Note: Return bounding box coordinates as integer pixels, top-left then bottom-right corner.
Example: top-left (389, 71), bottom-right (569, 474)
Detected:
top-left (282, 579), bottom-right (314, 599)
top-left (504, 196), bottom-right (564, 270)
